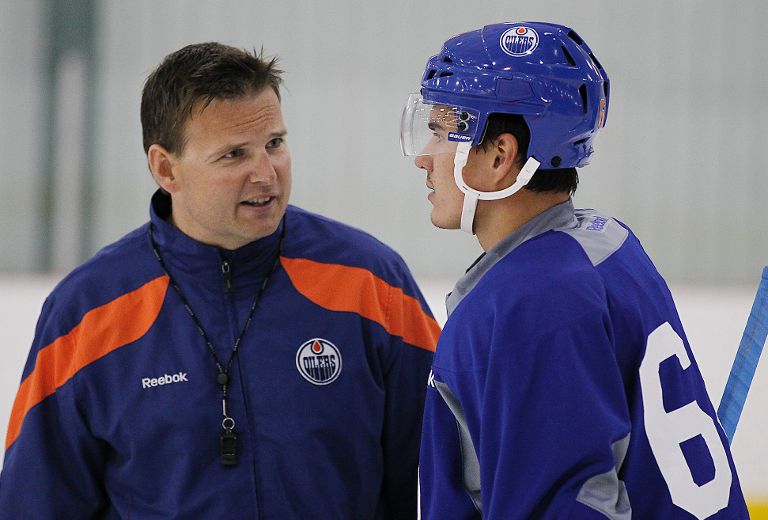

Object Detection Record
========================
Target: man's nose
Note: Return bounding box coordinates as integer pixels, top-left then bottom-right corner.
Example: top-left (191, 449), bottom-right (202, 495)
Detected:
top-left (414, 154), bottom-right (432, 171)
top-left (249, 152), bottom-right (277, 183)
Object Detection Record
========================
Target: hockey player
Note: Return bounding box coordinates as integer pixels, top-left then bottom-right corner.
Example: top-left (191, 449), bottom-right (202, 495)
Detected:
top-left (0, 42), bottom-right (438, 518)
top-left (400, 22), bottom-right (749, 519)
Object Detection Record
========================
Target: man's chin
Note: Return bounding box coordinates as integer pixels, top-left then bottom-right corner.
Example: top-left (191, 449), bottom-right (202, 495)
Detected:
top-left (244, 205), bottom-right (288, 237)
top-left (430, 213), bottom-right (461, 230)
top-left (249, 221), bottom-right (282, 242)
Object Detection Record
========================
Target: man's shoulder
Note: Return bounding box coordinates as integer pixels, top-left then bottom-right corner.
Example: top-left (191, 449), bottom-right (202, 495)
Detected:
top-left (451, 236), bottom-right (611, 333)
top-left (56, 223), bottom-right (155, 289)
top-left (488, 253), bottom-right (605, 306)
top-left (488, 207), bottom-right (647, 294)
top-left (19, 222), bottom-right (169, 389)
top-left (491, 228), bottom-right (608, 291)
top-left (285, 205), bottom-right (408, 271)
top-left (551, 208), bottom-right (632, 268)
top-left (43, 222), bottom-right (165, 332)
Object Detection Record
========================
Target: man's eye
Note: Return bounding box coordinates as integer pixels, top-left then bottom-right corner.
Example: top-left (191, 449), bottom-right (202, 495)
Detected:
top-left (223, 149), bottom-right (245, 159)
top-left (267, 137), bottom-right (284, 148)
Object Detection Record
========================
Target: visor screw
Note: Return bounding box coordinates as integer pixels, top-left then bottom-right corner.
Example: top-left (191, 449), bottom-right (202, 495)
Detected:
top-left (550, 156), bottom-right (562, 167)
top-left (457, 121), bottom-right (469, 132)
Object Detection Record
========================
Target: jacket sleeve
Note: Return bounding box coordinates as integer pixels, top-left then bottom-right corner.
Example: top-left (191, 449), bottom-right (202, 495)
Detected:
top-left (0, 297), bottom-right (108, 518)
top-left (379, 268), bottom-right (439, 519)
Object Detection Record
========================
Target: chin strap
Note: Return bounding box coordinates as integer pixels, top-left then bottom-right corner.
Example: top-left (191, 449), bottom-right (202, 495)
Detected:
top-left (453, 142), bottom-right (541, 234)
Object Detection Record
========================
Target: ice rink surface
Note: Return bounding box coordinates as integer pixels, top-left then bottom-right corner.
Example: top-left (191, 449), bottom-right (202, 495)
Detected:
top-left (1, 275), bottom-right (766, 500)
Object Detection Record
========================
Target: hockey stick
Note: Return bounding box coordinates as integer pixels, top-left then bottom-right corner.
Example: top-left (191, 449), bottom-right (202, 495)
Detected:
top-left (716, 265), bottom-right (768, 444)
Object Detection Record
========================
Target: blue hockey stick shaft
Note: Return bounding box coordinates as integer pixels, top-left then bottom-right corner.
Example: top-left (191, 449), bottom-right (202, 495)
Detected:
top-left (717, 265), bottom-right (768, 444)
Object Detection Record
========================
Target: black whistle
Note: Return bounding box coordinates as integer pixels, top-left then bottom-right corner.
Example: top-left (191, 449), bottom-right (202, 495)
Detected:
top-left (220, 429), bottom-right (237, 466)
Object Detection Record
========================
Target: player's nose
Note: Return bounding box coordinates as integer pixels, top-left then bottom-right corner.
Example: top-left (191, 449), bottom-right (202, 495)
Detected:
top-left (414, 154), bottom-right (432, 172)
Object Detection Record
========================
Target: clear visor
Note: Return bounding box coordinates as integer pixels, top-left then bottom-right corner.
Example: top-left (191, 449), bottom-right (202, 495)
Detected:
top-left (400, 93), bottom-right (480, 156)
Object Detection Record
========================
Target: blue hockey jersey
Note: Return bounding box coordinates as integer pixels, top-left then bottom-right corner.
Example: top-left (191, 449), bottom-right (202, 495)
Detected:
top-left (420, 200), bottom-right (748, 519)
top-left (0, 190), bottom-right (439, 519)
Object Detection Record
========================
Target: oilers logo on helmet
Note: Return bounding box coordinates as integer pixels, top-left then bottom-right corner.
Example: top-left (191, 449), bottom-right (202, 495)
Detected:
top-left (500, 26), bottom-right (539, 57)
top-left (296, 338), bottom-right (342, 385)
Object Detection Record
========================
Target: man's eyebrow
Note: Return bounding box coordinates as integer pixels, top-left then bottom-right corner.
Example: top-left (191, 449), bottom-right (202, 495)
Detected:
top-left (428, 121), bottom-right (445, 131)
top-left (207, 141), bottom-right (249, 161)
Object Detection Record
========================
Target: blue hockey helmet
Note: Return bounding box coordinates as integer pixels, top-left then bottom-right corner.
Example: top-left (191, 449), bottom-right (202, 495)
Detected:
top-left (401, 22), bottom-right (609, 169)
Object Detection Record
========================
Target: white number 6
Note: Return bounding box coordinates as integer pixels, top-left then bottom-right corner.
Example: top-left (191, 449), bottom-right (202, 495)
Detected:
top-left (639, 322), bottom-right (732, 519)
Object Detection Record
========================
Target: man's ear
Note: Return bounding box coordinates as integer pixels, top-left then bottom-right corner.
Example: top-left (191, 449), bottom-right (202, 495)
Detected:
top-left (147, 144), bottom-right (179, 193)
top-left (488, 133), bottom-right (520, 187)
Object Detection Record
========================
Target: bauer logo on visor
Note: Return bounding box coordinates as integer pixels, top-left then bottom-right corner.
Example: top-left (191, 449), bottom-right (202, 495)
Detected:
top-left (500, 26), bottom-right (539, 57)
top-left (400, 93), bottom-right (480, 156)
top-left (448, 132), bottom-right (472, 142)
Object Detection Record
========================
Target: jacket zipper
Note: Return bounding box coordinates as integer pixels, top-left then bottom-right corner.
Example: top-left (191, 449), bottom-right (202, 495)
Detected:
top-left (221, 259), bottom-right (233, 294)
top-left (219, 256), bottom-right (262, 516)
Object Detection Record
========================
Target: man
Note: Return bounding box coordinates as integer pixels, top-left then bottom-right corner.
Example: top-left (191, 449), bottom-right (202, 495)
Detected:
top-left (0, 42), bottom-right (439, 518)
top-left (400, 22), bottom-right (748, 519)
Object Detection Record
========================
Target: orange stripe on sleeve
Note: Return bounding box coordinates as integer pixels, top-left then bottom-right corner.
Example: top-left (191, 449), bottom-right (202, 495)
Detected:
top-left (5, 275), bottom-right (169, 450)
top-left (281, 257), bottom-right (440, 352)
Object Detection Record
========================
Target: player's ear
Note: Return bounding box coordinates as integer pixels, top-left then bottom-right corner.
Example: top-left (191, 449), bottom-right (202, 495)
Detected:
top-left (147, 144), bottom-right (180, 193)
top-left (488, 133), bottom-right (520, 187)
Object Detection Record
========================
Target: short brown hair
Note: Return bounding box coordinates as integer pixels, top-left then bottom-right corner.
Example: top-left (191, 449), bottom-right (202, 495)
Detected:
top-left (141, 42), bottom-right (283, 154)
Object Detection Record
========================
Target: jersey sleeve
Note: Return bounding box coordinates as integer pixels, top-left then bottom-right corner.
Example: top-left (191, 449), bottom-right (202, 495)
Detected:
top-left (419, 381), bottom-right (483, 520)
top-left (479, 303), bottom-right (631, 518)
top-left (379, 265), bottom-right (439, 519)
top-left (0, 296), bottom-right (108, 517)
top-left (430, 277), bottom-right (633, 519)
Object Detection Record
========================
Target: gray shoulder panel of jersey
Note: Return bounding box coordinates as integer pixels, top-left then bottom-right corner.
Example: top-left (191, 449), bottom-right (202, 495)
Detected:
top-left (445, 204), bottom-right (629, 317)
top-left (434, 380), bottom-right (482, 514)
top-left (576, 434), bottom-right (632, 519)
top-left (446, 200), bottom-right (580, 317)
top-left (559, 210), bottom-right (629, 267)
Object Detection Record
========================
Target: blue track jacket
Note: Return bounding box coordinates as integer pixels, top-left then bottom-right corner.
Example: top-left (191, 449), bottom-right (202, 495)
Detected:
top-left (1, 191), bottom-right (438, 519)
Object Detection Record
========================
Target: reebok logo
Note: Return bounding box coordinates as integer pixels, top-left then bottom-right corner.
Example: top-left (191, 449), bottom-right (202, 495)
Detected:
top-left (141, 371), bottom-right (188, 389)
top-left (427, 370), bottom-right (436, 388)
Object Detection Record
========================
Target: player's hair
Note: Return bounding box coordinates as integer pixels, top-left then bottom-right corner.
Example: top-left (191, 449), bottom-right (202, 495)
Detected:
top-left (478, 113), bottom-right (579, 194)
top-left (141, 42), bottom-right (283, 155)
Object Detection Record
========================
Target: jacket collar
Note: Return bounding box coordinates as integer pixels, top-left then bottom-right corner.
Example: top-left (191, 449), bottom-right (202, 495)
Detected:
top-left (148, 190), bottom-right (283, 291)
